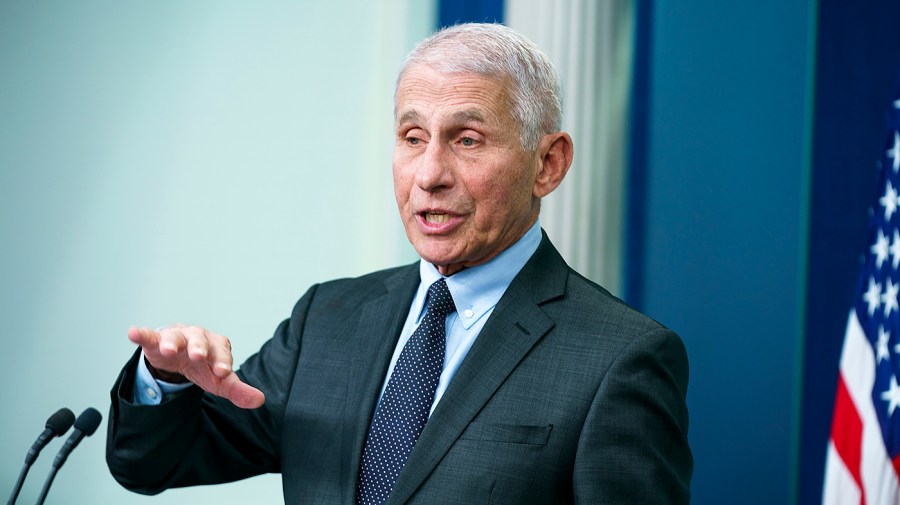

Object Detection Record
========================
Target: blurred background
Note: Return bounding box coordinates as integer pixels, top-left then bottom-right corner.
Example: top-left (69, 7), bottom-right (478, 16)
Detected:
top-left (1, 0), bottom-right (896, 503)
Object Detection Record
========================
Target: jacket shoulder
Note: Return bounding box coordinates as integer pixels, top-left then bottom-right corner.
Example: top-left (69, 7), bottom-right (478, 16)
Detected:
top-left (562, 269), bottom-right (669, 335)
top-left (292, 262), bottom-right (418, 314)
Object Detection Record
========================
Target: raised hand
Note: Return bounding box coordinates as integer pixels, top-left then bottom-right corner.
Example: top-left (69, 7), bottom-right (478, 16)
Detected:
top-left (128, 325), bottom-right (265, 409)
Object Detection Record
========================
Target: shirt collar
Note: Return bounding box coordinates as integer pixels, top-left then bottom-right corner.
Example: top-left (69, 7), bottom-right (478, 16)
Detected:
top-left (416, 220), bottom-right (542, 329)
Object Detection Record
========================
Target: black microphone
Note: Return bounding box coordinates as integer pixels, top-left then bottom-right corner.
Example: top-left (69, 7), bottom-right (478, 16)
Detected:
top-left (6, 408), bottom-right (75, 505)
top-left (34, 408), bottom-right (102, 505)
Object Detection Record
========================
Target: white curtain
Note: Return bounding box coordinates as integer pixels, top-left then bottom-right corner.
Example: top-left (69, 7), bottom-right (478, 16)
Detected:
top-left (506, 0), bottom-right (634, 294)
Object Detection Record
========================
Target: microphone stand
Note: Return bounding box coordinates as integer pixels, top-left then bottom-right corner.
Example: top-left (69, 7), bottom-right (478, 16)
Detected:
top-left (33, 469), bottom-right (59, 505)
top-left (7, 466), bottom-right (29, 505)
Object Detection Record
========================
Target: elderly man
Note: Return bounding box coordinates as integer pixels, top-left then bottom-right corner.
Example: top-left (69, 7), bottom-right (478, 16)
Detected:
top-left (107, 23), bottom-right (692, 504)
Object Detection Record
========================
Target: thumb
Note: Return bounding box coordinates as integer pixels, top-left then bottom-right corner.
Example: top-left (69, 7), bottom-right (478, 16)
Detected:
top-left (220, 373), bottom-right (266, 409)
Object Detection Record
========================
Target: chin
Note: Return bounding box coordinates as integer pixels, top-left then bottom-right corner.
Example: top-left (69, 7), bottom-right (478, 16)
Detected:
top-left (418, 252), bottom-right (460, 268)
top-left (412, 243), bottom-right (462, 267)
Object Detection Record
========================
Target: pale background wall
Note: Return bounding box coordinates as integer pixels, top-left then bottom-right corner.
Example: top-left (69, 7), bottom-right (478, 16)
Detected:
top-left (0, 1), bottom-right (434, 502)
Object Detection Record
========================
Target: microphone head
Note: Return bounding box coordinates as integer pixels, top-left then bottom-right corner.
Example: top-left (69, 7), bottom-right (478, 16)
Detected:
top-left (73, 408), bottom-right (102, 436)
top-left (46, 408), bottom-right (75, 437)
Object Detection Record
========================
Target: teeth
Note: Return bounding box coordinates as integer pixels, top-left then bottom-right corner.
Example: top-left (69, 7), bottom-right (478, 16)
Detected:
top-left (424, 212), bottom-right (449, 224)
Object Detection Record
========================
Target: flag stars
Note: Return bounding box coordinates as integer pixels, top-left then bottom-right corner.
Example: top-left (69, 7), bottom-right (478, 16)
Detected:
top-left (865, 277), bottom-right (883, 316)
top-left (872, 228), bottom-right (890, 269)
top-left (883, 278), bottom-right (900, 317)
top-left (888, 131), bottom-right (900, 172)
top-left (880, 181), bottom-right (900, 221)
top-left (892, 230), bottom-right (900, 270)
top-left (877, 325), bottom-right (891, 363)
top-left (828, 95), bottom-right (900, 502)
top-left (882, 375), bottom-right (900, 416)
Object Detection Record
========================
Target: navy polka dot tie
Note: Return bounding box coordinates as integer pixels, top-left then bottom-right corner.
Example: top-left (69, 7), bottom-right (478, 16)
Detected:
top-left (357, 278), bottom-right (456, 505)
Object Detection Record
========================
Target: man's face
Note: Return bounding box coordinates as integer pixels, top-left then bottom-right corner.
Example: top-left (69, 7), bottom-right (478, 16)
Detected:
top-left (393, 64), bottom-right (541, 276)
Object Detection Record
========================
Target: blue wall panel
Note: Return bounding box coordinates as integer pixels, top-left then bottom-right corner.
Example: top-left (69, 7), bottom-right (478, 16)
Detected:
top-left (438, 0), bottom-right (503, 28)
top-left (635, 1), bottom-right (812, 503)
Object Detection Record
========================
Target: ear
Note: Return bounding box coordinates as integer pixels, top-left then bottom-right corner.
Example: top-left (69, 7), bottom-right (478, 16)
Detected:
top-left (533, 132), bottom-right (574, 198)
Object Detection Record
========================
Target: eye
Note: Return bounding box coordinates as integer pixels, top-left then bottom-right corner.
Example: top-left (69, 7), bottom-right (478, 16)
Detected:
top-left (402, 127), bottom-right (426, 146)
top-left (460, 137), bottom-right (476, 147)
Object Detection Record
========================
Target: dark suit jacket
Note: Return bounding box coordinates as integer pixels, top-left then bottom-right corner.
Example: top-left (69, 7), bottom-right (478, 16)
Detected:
top-left (107, 234), bottom-right (692, 504)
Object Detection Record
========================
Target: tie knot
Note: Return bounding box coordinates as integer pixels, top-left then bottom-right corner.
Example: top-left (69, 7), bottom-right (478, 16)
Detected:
top-left (426, 279), bottom-right (456, 318)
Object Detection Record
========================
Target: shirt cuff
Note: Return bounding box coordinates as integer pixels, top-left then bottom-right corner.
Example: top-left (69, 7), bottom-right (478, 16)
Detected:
top-left (133, 351), bottom-right (193, 405)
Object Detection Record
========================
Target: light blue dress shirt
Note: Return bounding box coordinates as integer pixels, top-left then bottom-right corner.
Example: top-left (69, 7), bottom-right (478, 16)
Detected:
top-left (134, 220), bottom-right (542, 408)
top-left (379, 220), bottom-right (541, 414)
top-left (134, 353), bottom-right (191, 404)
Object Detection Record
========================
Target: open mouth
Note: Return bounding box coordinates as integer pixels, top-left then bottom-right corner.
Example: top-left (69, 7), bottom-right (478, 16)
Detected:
top-left (423, 212), bottom-right (450, 224)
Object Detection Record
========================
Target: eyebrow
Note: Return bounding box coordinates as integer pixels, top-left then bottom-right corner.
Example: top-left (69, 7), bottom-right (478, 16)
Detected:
top-left (395, 109), bottom-right (488, 127)
top-left (396, 110), bottom-right (421, 127)
top-left (450, 110), bottom-right (487, 125)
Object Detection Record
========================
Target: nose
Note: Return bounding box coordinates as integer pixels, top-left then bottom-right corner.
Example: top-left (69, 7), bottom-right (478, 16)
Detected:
top-left (415, 141), bottom-right (453, 192)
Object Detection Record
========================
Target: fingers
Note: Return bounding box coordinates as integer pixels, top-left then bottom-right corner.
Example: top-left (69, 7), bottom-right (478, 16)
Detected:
top-left (127, 324), bottom-right (264, 409)
top-left (155, 326), bottom-right (208, 360)
top-left (127, 326), bottom-right (159, 347)
top-left (186, 331), bottom-right (209, 361)
top-left (158, 327), bottom-right (190, 357)
top-left (205, 331), bottom-right (234, 378)
top-left (129, 324), bottom-right (218, 375)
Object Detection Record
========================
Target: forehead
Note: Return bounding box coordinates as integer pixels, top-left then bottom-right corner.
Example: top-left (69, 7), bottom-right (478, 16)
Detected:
top-left (394, 65), bottom-right (514, 124)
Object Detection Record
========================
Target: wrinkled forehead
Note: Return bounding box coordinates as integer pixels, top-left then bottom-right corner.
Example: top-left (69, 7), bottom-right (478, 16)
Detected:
top-left (393, 64), bottom-right (515, 121)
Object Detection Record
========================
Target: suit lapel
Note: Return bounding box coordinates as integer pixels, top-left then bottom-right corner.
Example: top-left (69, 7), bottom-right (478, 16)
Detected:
top-left (387, 234), bottom-right (569, 504)
top-left (342, 264), bottom-right (420, 504)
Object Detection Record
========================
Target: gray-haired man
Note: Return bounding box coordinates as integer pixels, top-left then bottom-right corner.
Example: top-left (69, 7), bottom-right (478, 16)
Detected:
top-left (107, 23), bottom-right (692, 504)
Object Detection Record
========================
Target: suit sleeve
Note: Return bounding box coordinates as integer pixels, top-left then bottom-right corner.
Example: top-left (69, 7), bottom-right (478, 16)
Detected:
top-left (573, 327), bottom-right (693, 504)
top-left (105, 284), bottom-right (319, 494)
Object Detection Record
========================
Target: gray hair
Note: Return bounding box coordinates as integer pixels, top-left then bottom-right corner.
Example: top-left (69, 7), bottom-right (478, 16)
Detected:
top-left (396, 23), bottom-right (562, 152)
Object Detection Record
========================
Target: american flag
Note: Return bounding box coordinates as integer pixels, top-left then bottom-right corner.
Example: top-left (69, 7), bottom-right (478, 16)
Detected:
top-left (823, 91), bottom-right (900, 504)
